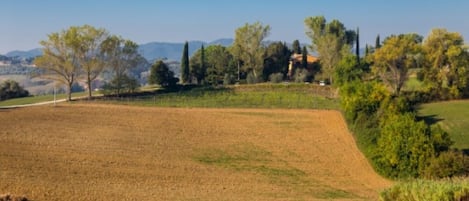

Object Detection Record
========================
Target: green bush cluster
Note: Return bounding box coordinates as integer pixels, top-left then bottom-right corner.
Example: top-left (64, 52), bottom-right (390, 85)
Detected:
top-left (102, 74), bottom-right (139, 96)
top-left (380, 179), bottom-right (469, 201)
top-left (269, 73), bottom-right (284, 83)
top-left (0, 80), bottom-right (29, 101)
top-left (340, 80), bottom-right (466, 179)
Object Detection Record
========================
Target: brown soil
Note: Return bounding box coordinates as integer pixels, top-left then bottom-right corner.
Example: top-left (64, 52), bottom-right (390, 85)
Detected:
top-left (0, 103), bottom-right (391, 200)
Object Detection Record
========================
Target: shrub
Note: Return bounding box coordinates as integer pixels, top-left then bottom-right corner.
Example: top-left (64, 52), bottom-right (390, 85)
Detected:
top-left (223, 73), bottom-right (235, 85)
top-left (423, 150), bottom-right (469, 179)
top-left (102, 74), bottom-right (140, 95)
top-left (269, 73), bottom-right (284, 83)
top-left (0, 80), bottom-right (29, 101)
top-left (293, 68), bottom-right (311, 83)
top-left (246, 72), bottom-right (260, 84)
top-left (375, 113), bottom-right (435, 178)
top-left (380, 179), bottom-right (469, 201)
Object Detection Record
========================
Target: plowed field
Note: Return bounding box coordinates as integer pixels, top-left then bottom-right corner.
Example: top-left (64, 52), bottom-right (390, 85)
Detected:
top-left (0, 103), bottom-right (390, 200)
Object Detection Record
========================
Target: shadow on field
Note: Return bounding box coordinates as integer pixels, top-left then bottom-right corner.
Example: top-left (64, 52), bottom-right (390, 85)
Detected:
top-left (101, 84), bottom-right (232, 98)
top-left (416, 114), bottom-right (444, 126)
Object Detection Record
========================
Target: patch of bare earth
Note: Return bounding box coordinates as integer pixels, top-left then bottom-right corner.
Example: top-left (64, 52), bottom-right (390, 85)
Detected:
top-left (0, 103), bottom-right (391, 200)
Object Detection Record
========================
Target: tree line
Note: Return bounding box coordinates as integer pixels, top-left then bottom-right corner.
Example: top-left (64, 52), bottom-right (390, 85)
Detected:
top-left (34, 25), bottom-right (146, 100)
top-left (332, 23), bottom-right (469, 178)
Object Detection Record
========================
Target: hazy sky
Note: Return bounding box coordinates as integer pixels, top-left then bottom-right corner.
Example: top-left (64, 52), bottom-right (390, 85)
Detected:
top-left (2, 0), bottom-right (469, 54)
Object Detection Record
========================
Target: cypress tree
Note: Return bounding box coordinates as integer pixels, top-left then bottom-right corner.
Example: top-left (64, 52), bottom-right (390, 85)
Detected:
top-left (292, 40), bottom-right (301, 54)
top-left (356, 27), bottom-right (360, 64)
top-left (375, 34), bottom-right (381, 49)
top-left (200, 45), bottom-right (206, 84)
top-left (180, 41), bottom-right (190, 83)
top-left (301, 46), bottom-right (308, 69)
top-left (365, 44), bottom-right (370, 57)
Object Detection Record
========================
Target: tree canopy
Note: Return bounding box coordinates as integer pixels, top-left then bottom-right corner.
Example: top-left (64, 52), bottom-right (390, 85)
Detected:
top-left (231, 22), bottom-right (271, 79)
top-left (180, 41), bottom-right (190, 84)
top-left (34, 26), bottom-right (84, 101)
top-left (421, 28), bottom-right (469, 98)
top-left (305, 16), bottom-right (355, 83)
top-left (149, 60), bottom-right (178, 88)
top-left (101, 35), bottom-right (141, 96)
top-left (372, 34), bottom-right (422, 95)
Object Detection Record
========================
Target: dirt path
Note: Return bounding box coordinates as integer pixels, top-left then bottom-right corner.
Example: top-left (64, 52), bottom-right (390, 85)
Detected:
top-left (0, 103), bottom-right (391, 200)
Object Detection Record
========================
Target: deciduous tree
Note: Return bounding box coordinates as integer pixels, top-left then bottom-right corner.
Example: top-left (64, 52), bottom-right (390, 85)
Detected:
top-left (34, 27), bottom-right (82, 101)
top-left (372, 34), bottom-right (422, 95)
top-left (75, 25), bottom-right (109, 99)
top-left (421, 28), bottom-right (469, 98)
top-left (305, 16), bottom-right (355, 84)
top-left (189, 45), bottom-right (207, 84)
top-left (263, 42), bottom-right (291, 80)
top-left (232, 22), bottom-right (271, 79)
top-left (205, 45), bottom-right (235, 85)
top-left (101, 36), bottom-right (141, 96)
top-left (149, 60), bottom-right (177, 87)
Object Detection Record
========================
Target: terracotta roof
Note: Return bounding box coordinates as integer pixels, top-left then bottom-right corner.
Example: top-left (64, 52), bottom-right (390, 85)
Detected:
top-left (290, 53), bottom-right (319, 64)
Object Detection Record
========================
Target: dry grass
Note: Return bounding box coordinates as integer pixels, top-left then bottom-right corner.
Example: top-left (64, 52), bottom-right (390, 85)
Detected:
top-left (0, 103), bottom-right (391, 200)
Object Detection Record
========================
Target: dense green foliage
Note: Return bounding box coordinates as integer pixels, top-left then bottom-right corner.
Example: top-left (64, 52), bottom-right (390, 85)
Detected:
top-left (189, 45), bottom-right (207, 84)
top-left (337, 48), bottom-right (461, 179)
top-left (231, 22), bottom-right (271, 79)
top-left (263, 42), bottom-right (291, 81)
top-left (380, 179), bottom-right (469, 201)
top-left (102, 74), bottom-right (139, 95)
top-left (420, 29), bottom-right (469, 99)
top-left (372, 34), bottom-right (422, 96)
top-left (305, 16), bottom-right (356, 84)
top-left (0, 80), bottom-right (29, 101)
top-left (148, 60), bottom-right (178, 88)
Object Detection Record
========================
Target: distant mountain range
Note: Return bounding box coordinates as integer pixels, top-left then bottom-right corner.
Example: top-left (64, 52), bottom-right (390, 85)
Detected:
top-left (3, 38), bottom-right (234, 62)
top-left (5, 48), bottom-right (42, 59)
top-left (138, 38), bottom-right (233, 62)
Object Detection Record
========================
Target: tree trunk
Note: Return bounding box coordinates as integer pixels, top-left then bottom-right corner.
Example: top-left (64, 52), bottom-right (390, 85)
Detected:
top-left (87, 72), bottom-right (92, 99)
top-left (67, 82), bottom-right (73, 101)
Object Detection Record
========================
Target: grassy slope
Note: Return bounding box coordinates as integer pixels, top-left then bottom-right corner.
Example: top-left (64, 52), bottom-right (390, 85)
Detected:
top-left (418, 100), bottom-right (469, 150)
top-left (97, 83), bottom-right (340, 110)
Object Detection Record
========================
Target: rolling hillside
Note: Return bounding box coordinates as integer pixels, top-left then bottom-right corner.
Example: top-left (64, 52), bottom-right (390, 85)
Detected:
top-left (0, 103), bottom-right (391, 200)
